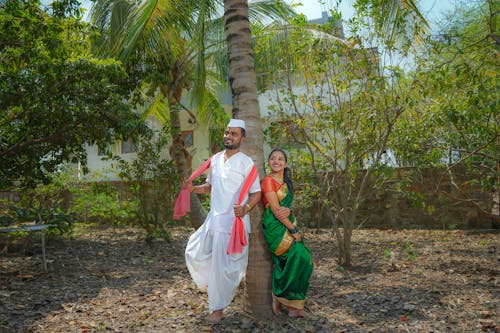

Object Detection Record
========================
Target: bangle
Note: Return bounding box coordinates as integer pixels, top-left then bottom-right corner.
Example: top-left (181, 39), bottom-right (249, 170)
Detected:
top-left (289, 228), bottom-right (298, 234)
top-left (190, 186), bottom-right (194, 193)
top-left (245, 203), bottom-right (251, 212)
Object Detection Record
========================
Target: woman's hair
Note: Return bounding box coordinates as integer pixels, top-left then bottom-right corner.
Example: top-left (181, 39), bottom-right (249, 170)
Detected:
top-left (268, 148), bottom-right (294, 194)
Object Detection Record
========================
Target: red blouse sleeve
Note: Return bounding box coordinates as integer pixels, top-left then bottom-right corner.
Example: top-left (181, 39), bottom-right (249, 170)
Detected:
top-left (261, 176), bottom-right (279, 193)
top-left (261, 176), bottom-right (280, 207)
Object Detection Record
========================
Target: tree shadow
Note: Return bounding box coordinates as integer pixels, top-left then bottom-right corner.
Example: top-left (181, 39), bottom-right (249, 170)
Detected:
top-left (0, 225), bottom-right (190, 332)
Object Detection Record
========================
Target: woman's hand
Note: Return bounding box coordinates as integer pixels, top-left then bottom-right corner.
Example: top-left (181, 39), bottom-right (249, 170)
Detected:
top-left (292, 232), bottom-right (301, 242)
top-left (275, 207), bottom-right (291, 220)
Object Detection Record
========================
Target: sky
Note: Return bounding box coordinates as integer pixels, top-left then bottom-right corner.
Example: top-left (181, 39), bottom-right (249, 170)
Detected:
top-left (285, 0), bottom-right (457, 32)
top-left (73, 0), bottom-right (456, 30)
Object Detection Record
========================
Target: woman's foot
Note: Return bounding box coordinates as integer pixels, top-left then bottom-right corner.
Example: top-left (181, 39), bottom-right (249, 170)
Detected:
top-left (288, 308), bottom-right (310, 318)
top-left (271, 293), bottom-right (282, 316)
top-left (205, 309), bottom-right (223, 323)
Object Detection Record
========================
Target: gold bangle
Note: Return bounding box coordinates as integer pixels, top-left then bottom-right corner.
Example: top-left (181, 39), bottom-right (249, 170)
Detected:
top-left (245, 203), bottom-right (251, 211)
top-left (190, 186), bottom-right (194, 193)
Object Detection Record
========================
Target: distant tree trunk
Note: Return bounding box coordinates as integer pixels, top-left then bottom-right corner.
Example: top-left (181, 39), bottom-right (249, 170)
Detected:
top-left (223, 0), bottom-right (272, 318)
top-left (162, 87), bottom-right (208, 229)
top-left (189, 193), bottom-right (206, 229)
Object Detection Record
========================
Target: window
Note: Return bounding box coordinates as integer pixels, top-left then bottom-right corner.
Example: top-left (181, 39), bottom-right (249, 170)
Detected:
top-left (182, 130), bottom-right (193, 147)
top-left (121, 138), bottom-right (138, 154)
top-left (98, 145), bottom-right (112, 156)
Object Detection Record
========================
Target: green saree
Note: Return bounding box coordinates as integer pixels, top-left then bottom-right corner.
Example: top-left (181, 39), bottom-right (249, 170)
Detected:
top-left (261, 176), bottom-right (313, 310)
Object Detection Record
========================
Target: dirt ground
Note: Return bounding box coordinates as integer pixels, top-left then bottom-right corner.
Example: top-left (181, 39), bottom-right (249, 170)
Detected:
top-left (0, 225), bottom-right (498, 333)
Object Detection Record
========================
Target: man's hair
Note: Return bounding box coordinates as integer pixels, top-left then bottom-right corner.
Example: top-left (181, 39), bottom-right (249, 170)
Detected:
top-left (241, 128), bottom-right (246, 137)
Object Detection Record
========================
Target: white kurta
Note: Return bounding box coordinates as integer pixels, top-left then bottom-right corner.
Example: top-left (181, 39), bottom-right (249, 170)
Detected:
top-left (185, 151), bottom-right (260, 312)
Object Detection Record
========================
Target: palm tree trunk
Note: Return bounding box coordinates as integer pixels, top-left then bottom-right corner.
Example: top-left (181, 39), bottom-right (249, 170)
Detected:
top-left (223, 0), bottom-right (271, 318)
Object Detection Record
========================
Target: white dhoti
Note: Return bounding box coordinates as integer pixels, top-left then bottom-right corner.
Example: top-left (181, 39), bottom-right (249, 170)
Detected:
top-left (185, 222), bottom-right (249, 312)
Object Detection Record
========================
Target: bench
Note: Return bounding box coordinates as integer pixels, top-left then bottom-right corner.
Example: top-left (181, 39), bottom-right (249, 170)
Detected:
top-left (0, 223), bottom-right (54, 272)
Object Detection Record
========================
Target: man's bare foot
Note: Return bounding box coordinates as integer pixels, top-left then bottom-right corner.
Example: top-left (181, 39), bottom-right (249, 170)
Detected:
top-left (288, 308), bottom-right (310, 318)
top-left (271, 293), bottom-right (282, 316)
top-left (205, 310), bottom-right (224, 323)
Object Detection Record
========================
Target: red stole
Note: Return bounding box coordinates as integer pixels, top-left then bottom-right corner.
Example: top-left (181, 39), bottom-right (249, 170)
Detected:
top-left (173, 155), bottom-right (257, 254)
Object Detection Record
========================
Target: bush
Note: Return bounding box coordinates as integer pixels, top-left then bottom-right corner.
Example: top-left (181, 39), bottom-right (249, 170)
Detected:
top-left (69, 182), bottom-right (139, 226)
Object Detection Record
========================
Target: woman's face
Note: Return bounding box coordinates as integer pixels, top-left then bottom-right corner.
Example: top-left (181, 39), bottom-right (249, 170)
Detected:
top-left (268, 151), bottom-right (287, 173)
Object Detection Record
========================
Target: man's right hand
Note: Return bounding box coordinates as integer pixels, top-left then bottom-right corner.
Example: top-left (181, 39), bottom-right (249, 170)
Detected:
top-left (181, 180), bottom-right (192, 190)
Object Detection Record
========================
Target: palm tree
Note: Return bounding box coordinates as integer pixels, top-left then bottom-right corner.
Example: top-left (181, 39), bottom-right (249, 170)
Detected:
top-left (89, 0), bottom-right (290, 228)
top-left (91, 0), bottom-right (202, 179)
top-left (222, 0), bottom-right (271, 318)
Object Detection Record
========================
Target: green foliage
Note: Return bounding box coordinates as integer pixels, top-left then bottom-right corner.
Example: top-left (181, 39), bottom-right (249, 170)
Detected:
top-left (383, 241), bottom-right (417, 262)
top-left (383, 247), bottom-right (392, 260)
top-left (0, 168), bottom-right (77, 234)
top-left (352, 0), bottom-right (429, 53)
top-left (117, 127), bottom-right (179, 241)
top-left (256, 13), bottom-right (410, 265)
top-left (404, 242), bottom-right (417, 261)
top-left (69, 183), bottom-right (139, 226)
top-left (0, 0), bottom-right (146, 188)
top-left (390, 2), bottom-right (498, 193)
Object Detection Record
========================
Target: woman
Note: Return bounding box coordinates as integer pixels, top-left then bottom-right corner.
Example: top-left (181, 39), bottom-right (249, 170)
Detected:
top-left (261, 148), bottom-right (313, 318)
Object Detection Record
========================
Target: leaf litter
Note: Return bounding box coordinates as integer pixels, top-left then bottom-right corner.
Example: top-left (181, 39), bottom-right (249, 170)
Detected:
top-left (0, 226), bottom-right (498, 332)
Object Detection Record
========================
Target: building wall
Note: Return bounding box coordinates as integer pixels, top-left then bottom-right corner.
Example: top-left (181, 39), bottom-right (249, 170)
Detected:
top-left (82, 109), bottom-right (221, 180)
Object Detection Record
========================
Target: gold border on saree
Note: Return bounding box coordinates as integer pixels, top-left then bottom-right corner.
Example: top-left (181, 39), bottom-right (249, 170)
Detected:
top-left (274, 230), bottom-right (294, 256)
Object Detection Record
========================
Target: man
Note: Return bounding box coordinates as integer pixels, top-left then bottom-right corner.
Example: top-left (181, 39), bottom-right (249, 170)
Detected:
top-left (184, 119), bottom-right (261, 323)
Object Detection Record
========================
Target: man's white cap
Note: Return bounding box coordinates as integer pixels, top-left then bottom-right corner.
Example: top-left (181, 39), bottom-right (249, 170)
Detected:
top-left (227, 119), bottom-right (246, 130)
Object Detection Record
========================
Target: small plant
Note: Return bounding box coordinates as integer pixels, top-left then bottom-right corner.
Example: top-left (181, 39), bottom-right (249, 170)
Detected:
top-left (142, 258), bottom-right (154, 265)
top-left (404, 242), bottom-right (417, 261)
top-left (383, 248), bottom-right (392, 260)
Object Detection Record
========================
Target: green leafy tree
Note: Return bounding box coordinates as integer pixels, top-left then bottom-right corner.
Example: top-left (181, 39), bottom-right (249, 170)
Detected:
top-left (0, 0), bottom-right (146, 188)
top-left (390, 0), bottom-right (499, 221)
top-left (258, 32), bottom-right (399, 267)
top-left (116, 127), bottom-right (179, 241)
top-left (254, 1), bottom-right (433, 267)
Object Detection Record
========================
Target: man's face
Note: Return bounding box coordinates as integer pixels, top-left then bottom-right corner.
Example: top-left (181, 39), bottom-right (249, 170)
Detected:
top-left (223, 127), bottom-right (244, 150)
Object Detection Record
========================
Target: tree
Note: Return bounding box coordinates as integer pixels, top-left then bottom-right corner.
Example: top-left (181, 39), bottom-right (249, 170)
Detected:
top-left (255, 15), bottom-right (414, 267)
top-left (223, 0), bottom-right (271, 318)
top-left (390, 0), bottom-right (499, 223)
top-left (0, 0), bottom-right (145, 188)
top-left (251, 0), bottom-right (435, 268)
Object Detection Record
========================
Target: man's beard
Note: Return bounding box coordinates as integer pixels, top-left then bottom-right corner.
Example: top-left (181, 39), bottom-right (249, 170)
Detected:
top-left (223, 140), bottom-right (240, 150)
